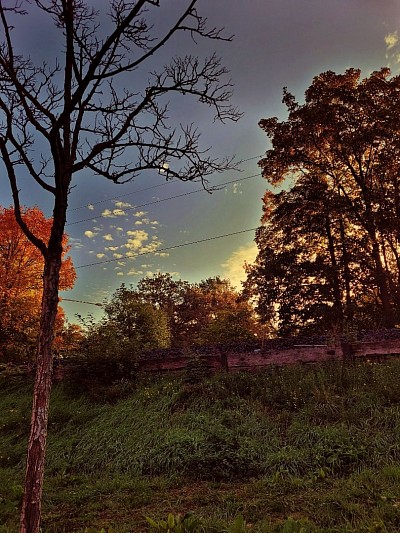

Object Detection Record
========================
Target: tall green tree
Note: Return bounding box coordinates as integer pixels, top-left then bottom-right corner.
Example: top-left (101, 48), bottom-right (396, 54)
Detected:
top-left (250, 68), bottom-right (400, 332)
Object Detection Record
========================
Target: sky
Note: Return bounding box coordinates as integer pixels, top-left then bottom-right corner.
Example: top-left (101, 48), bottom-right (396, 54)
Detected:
top-left (1, 0), bottom-right (400, 323)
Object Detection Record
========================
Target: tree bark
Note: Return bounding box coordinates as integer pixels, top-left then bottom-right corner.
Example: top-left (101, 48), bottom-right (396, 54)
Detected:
top-left (20, 253), bottom-right (61, 533)
top-left (325, 215), bottom-right (344, 331)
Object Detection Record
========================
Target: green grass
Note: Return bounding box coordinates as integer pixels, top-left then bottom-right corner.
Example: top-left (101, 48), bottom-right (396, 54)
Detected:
top-left (1, 360), bottom-right (400, 531)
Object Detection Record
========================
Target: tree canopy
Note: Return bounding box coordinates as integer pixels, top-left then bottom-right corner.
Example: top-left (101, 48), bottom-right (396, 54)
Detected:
top-left (0, 206), bottom-right (75, 360)
top-left (246, 68), bottom-right (400, 334)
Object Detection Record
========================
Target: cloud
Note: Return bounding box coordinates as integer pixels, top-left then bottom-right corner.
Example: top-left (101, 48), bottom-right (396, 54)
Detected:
top-left (124, 230), bottom-right (149, 250)
top-left (117, 271), bottom-right (124, 276)
top-left (87, 204), bottom-right (95, 210)
top-left (113, 253), bottom-right (124, 259)
top-left (232, 183), bottom-right (242, 195)
top-left (101, 208), bottom-right (126, 218)
top-left (221, 242), bottom-right (258, 290)
top-left (107, 246), bottom-right (119, 251)
top-left (134, 221), bottom-right (143, 225)
top-left (127, 269), bottom-right (144, 276)
top-left (114, 201), bottom-right (132, 208)
top-left (96, 253), bottom-right (106, 258)
top-left (134, 211), bottom-right (146, 217)
top-left (112, 208), bottom-right (126, 216)
top-left (385, 31), bottom-right (398, 50)
top-left (69, 237), bottom-right (84, 249)
top-left (103, 234), bottom-right (114, 241)
top-left (84, 230), bottom-right (96, 238)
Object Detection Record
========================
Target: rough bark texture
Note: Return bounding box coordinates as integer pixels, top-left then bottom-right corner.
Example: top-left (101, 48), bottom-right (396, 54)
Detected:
top-left (20, 255), bottom-right (61, 533)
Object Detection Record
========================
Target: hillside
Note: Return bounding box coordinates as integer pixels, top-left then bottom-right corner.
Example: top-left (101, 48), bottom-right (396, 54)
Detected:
top-left (1, 360), bottom-right (400, 532)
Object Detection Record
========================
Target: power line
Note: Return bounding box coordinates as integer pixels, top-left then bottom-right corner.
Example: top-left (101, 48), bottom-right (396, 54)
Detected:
top-left (75, 227), bottom-right (258, 269)
top-left (61, 298), bottom-right (104, 307)
top-left (69, 154), bottom-right (263, 212)
top-left (66, 172), bottom-right (261, 227)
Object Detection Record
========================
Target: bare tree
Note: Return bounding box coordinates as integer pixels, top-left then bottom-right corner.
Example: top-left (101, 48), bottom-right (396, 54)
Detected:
top-left (0, 1), bottom-right (240, 531)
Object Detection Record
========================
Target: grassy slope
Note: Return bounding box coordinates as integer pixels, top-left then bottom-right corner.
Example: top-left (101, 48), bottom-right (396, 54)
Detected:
top-left (0, 360), bottom-right (400, 532)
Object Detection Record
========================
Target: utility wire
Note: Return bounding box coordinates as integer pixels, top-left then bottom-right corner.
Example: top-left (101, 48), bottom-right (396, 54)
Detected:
top-left (75, 227), bottom-right (259, 269)
top-left (69, 154), bottom-right (263, 212)
top-left (66, 172), bottom-right (261, 227)
top-left (61, 298), bottom-right (104, 307)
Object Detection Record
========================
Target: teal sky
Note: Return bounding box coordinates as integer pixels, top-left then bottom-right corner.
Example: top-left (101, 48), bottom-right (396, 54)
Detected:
top-left (1, 0), bottom-right (400, 323)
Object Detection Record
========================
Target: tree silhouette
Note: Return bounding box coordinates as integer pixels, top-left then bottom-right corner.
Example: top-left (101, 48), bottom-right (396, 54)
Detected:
top-left (254, 68), bottom-right (400, 331)
top-left (0, 2), bottom-right (240, 530)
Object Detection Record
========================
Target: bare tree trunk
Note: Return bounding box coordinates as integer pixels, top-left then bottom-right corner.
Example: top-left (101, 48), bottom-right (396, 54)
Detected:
top-left (20, 254), bottom-right (61, 533)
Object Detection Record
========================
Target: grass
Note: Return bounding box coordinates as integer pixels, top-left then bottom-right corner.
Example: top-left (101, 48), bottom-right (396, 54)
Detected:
top-left (0, 359), bottom-right (400, 531)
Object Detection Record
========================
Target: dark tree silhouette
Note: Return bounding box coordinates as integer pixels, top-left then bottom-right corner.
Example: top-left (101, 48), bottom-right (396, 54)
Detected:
top-left (253, 68), bottom-right (400, 332)
top-left (0, 2), bottom-right (240, 531)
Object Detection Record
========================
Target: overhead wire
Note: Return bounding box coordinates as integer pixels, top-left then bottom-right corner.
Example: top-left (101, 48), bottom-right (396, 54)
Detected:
top-left (66, 172), bottom-right (262, 226)
top-left (68, 154), bottom-right (263, 213)
top-left (75, 227), bottom-right (259, 269)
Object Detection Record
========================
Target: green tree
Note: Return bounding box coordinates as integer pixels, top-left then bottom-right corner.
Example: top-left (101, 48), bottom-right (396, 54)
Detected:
top-left (0, 2), bottom-right (239, 530)
top-left (136, 273), bottom-right (189, 346)
top-left (104, 284), bottom-right (170, 352)
top-left (178, 277), bottom-right (256, 346)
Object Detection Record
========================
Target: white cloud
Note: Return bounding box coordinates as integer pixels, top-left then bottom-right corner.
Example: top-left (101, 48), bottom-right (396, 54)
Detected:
top-left (232, 183), bottom-right (242, 195)
top-left (69, 237), bottom-right (84, 249)
top-left (116, 227), bottom-right (123, 231)
top-left (113, 253), bottom-right (123, 259)
top-left (96, 253), bottom-right (106, 258)
top-left (123, 230), bottom-right (150, 251)
top-left (114, 201), bottom-right (132, 208)
top-left (107, 246), bottom-right (119, 251)
top-left (134, 211), bottom-right (146, 217)
top-left (134, 221), bottom-right (143, 225)
top-left (127, 269), bottom-right (144, 276)
top-left (101, 209), bottom-right (114, 217)
top-left (117, 271), bottom-right (124, 276)
top-left (84, 230), bottom-right (96, 238)
top-left (155, 252), bottom-right (169, 258)
top-left (103, 234), bottom-right (114, 241)
top-left (112, 208), bottom-right (126, 216)
top-left (221, 242), bottom-right (258, 290)
top-left (385, 31), bottom-right (398, 50)
top-left (87, 204), bottom-right (95, 210)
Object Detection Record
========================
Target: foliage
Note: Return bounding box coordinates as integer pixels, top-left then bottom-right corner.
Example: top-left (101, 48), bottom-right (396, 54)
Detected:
top-left (73, 288), bottom-right (171, 393)
top-left (146, 512), bottom-right (204, 532)
top-left (0, 206), bottom-right (75, 362)
top-left (169, 276), bottom-right (256, 347)
top-left (105, 285), bottom-right (171, 352)
top-left (1, 360), bottom-right (400, 531)
top-left (90, 276), bottom-right (258, 352)
top-left (247, 68), bottom-right (400, 334)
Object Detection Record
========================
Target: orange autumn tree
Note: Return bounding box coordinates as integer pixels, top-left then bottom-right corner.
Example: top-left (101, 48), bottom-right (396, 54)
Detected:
top-left (0, 206), bottom-right (75, 361)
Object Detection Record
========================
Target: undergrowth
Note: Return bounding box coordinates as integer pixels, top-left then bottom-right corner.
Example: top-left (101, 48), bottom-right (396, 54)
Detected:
top-left (0, 359), bottom-right (400, 531)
